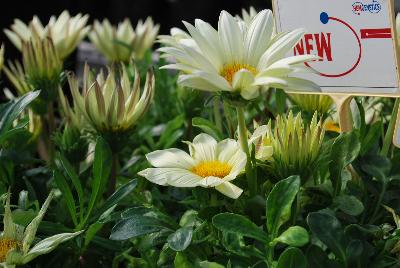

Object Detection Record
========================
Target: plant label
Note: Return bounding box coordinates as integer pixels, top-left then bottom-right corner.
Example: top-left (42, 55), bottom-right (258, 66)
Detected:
top-left (273, 0), bottom-right (400, 97)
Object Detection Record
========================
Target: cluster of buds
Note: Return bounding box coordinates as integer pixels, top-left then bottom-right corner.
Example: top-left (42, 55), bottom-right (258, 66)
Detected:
top-left (250, 111), bottom-right (325, 181)
top-left (89, 17), bottom-right (159, 63)
top-left (61, 64), bottom-right (154, 150)
top-left (4, 10), bottom-right (89, 60)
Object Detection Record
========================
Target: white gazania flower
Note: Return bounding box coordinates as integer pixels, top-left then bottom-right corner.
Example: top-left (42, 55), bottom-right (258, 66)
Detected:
top-left (89, 17), bottom-right (159, 63)
top-left (4, 10), bottom-right (89, 59)
top-left (138, 134), bottom-right (246, 199)
top-left (158, 10), bottom-right (320, 101)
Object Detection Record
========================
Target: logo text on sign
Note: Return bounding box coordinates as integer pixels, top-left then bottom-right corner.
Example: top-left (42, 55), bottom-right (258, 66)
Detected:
top-left (352, 0), bottom-right (382, 15)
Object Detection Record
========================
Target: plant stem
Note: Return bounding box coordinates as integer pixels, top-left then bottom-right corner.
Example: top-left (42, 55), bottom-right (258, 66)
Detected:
top-left (369, 181), bottom-right (387, 224)
top-left (47, 101), bottom-right (56, 161)
top-left (236, 106), bottom-right (257, 196)
top-left (213, 97), bottom-right (223, 133)
top-left (107, 154), bottom-right (119, 196)
top-left (223, 101), bottom-right (235, 138)
top-left (381, 98), bottom-right (400, 157)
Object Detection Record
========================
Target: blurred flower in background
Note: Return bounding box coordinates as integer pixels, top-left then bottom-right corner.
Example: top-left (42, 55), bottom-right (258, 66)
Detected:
top-left (158, 9), bottom-right (320, 102)
top-left (236, 6), bottom-right (258, 25)
top-left (89, 17), bottom-right (159, 63)
top-left (4, 10), bottom-right (90, 60)
top-left (139, 133), bottom-right (246, 199)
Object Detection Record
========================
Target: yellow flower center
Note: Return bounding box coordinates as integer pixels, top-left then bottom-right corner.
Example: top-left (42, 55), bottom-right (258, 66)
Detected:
top-left (0, 238), bottom-right (21, 262)
top-left (191, 161), bottom-right (232, 178)
top-left (220, 63), bottom-right (258, 85)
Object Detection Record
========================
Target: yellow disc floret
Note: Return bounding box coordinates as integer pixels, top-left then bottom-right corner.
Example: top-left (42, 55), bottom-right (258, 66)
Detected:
top-left (191, 161), bottom-right (232, 178)
top-left (220, 63), bottom-right (258, 85)
top-left (0, 238), bottom-right (21, 262)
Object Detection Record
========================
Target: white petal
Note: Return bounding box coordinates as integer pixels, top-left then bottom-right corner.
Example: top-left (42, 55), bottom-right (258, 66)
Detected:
top-left (253, 77), bottom-right (288, 88)
top-left (198, 176), bottom-right (224, 187)
top-left (138, 168), bottom-right (202, 187)
top-left (245, 10), bottom-right (274, 65)
top-left (257, 28), bottom-right (305, 69)
top-left (192, 71), bottom-right (231, 91)
top-left (189, 133), bottom-right (217, 161)
top-left (178, 74), bottom-right (222, 91)
top-left (182, 21), bottom-right (223, 70)
top-left (146, 148), bottom-right (195, 169)
top-left (218, 10), bottom-right (244, 62)
top-left (284, 77), bottom-right (321, 92)
top-left (217, 139), bottom-right (241, 163)
top-left (232, 70), bottom-right (259, 100)
top-left (215, 182), bottom-right (243, 199)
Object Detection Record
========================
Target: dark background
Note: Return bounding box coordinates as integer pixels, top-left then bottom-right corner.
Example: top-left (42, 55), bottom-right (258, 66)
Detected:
top-left (0, 0), bottom-right (272, 61)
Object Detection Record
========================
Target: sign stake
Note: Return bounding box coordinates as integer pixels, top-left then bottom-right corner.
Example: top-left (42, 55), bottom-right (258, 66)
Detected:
top-left (331, 95), bottom-right (353, 132)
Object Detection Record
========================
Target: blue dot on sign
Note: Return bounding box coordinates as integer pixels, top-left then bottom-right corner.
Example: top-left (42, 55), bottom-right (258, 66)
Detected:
top-left (320, 12), bottom-right (329, 24)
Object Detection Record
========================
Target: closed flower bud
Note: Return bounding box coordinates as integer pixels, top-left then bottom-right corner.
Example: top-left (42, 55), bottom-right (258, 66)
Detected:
top-left (68, 64), bottom-right (154, 148)
top-left (263, 111), bottom-right (325, 181)
top-left (22, 37), bottom-right (63, 102)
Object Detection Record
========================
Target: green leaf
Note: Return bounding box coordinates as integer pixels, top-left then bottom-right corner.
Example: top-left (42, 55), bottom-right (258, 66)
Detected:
top-left (273, 226), bottom-right (309, 247)
top-left (346, 239), bottom-right (363, 263)
top-left (212, 213), bottom-right (268, 242)
top-left (192, 117), bottom-right (223, 140)
top-left (82, 137), bottom-right (112, 227)
top-left (306, 245), bottom-right (339, 268)
top-left (53, 170), bottom-right (78, 226)
top-left (199, 261), bottom-right (225, 268)
top-left (167, 226), bottom-right (193, 251)
top-left (91, 179), bottom-right (137, 221)
top-left (84, 222), bottom-right (103, 248)
top-left (157, 115), bottom-right (185, 148)
top-left (0, 91), bottom-right (40, 144)
top-left (22, 190), bottom-right (55, 253)
top-left (174, 252), bottom-right (194, 268)
top-left (329, 131), bottom-right (360, 196)
top-left (333, 195), bottom-right (364, 216)
top-left (360, 121), bottom-right (382, 156)
top-left (23, 231), bottom-right (83, 264)
top-left (56, 153), bottom-right (84, 221)
top-left (110, 216), bottom-right (168, 240)
top-left (307, 212), bottom-right (347, 264)
top-left (266, 175), bottom-right (300, 236)
top-left (277, 247), bottom-right (307, 268)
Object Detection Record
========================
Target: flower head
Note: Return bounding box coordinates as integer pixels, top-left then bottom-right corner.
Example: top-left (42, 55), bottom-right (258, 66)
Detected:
top-left (0, 190), bottom-right (82, 265)
top-left (67, 64), bottom-right (154, 137)
top-left (289, 94), bottom-right (333, 114)
top-left (89, 17), bottom-right (159, 63)
top-left (139, 133), bottom-right (246, 199)
top-left (262, 111), bottom-right (325, 181)
top-left (158, 10), bottom-right (320, 101)
top-left (4, 11), bottom-right (89, 59)
top-left (22, 37), bottom-right (63, 101)
top-left (248, 123), bottom-right (273, 161)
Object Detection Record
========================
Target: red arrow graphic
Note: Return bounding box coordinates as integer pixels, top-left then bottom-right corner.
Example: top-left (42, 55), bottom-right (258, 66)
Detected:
top-left (360, 28), bottom-right (392, 39)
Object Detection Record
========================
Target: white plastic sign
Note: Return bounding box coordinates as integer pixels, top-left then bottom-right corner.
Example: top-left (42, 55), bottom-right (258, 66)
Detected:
top-left (273, 0), bottom-right (400, 96)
